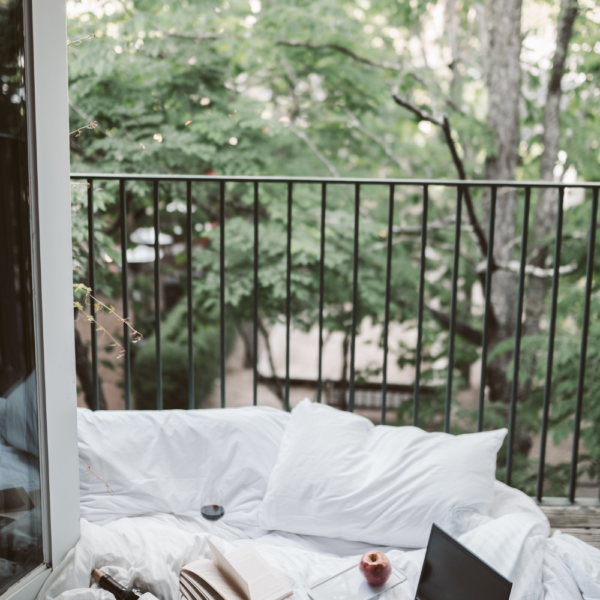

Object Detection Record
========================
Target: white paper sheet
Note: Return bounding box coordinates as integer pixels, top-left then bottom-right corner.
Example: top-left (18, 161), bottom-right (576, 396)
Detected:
top-left (308, 565), bottom-right (406, 600)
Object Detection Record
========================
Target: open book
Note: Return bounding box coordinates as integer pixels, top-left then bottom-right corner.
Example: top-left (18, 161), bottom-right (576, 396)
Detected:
top-left (180, 538), bottom-right (293, 600)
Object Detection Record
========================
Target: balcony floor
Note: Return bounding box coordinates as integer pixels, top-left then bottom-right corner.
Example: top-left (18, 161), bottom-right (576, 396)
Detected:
top-left (541, 505), bottom-right (600, 549)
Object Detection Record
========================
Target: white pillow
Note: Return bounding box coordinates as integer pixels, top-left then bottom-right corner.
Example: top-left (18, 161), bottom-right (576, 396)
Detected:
top-left (78, 406), bottom-right (290, 526)
top-left (259, 400), bottom-right (506, 548)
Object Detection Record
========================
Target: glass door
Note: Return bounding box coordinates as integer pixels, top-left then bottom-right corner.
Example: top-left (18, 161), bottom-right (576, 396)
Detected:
top-left (0, 0), bottom-right (45, 593)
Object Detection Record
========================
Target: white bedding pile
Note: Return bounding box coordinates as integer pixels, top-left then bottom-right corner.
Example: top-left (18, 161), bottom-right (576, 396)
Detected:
top-left (259, 401), bottom-right (507, 547)
top-left (37, 401), bottom-right (600, 600)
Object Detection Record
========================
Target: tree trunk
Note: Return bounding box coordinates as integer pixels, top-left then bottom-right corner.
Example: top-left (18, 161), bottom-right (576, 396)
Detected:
top-left (257, 317), bottom-right (285, 402)
top-left (445, 0), bottom-right (462, 108)
top-left (484, 0), bottom-right (523, 403)
top-left (237, 321), bottom-right (256, 369)
top-left (339, 331), bottom-right (350, 411)
top-left (74, 325), bottom-right (107, 410)
top-left (525, 0), bottom-right (579, 337)
top-left (483, 0), bottom-right (578, 411)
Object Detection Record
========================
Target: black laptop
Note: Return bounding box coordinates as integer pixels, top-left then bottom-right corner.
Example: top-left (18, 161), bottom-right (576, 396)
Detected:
top-left (415, 524), bottom-right (512, 600)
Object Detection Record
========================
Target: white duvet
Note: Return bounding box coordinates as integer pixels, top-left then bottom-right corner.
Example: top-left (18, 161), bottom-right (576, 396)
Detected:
top-left (37, 481), bottom-right (600, 600)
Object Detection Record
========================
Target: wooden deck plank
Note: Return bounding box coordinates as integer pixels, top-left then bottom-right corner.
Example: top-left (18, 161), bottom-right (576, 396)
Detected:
top-left (541, 505), bottom-right (600, 528)
top-left (540, 505), bottom-right (600, 549)
top-left (552, 529), bottom-right (600, 549)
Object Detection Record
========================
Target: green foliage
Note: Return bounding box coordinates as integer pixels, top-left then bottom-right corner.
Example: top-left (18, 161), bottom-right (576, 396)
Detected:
top-left (133, 299), bottom-right (237, 410)
top-left (66, 0), bottom-right (600, 495)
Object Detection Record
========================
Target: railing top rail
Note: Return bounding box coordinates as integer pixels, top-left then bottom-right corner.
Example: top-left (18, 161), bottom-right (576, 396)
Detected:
top-left (70, 173), bottom-right (600, 189)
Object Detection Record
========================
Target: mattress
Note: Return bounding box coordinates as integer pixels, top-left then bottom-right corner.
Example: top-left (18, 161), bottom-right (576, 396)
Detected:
top-left (35, 481), bottom-right (600, 600)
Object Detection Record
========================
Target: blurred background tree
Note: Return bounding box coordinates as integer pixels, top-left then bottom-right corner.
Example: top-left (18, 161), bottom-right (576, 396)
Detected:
top-left (67, 0), bottom-right (600, 496)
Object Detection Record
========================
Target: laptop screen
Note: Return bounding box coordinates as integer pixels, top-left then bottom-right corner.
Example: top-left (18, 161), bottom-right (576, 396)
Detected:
top-left (415, 525), bottom-right (512, 600)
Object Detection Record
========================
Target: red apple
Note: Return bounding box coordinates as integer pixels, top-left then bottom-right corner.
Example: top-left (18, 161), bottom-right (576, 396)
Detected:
top-left (359, 550), bottom-right (392, 586)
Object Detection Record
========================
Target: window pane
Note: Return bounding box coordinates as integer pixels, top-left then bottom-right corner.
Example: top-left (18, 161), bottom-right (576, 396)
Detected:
top-left (0, 0), bottom-right (44, 593)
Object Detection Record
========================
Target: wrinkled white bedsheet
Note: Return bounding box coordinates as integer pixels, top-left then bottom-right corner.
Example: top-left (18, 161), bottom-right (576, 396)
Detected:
top-left (37, 482), bottom-right (600, 600)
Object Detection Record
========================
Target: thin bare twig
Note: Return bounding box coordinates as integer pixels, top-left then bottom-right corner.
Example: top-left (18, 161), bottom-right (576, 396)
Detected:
top-left (70, 121), bottom-right (99, 138)
top-left (67, 34), bottom-right (95, 47)
top-left (79, 460), bottom-right (114, 495)
top-left (69, 100), bottom-right (110, 136)
top-left (73, 283), bottom-right (143, 359)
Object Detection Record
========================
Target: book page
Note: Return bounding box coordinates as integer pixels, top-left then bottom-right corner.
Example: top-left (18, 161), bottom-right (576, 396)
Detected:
top-left (207, 539), bottom-right (252, 600)
top-left (180, 576), bottom-right (210, 600)
top-left (181, 573), bottom-right (222, 600)
top-left (226, 545), bottom-right (293, 600)
top-left (179, 573), bottom-right (223, 600)
top-left (182, 558), bottom-right (246, 600)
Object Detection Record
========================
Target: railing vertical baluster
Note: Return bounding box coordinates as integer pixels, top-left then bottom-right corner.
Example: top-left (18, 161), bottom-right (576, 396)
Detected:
top-left (478, 187), bottom-right (497, 432)
top-left (186, 181), bottom-right (194, 410)
top-left (119, 179), bottom-right (131, 410)
top-left (253, 182), bottom-right (259, 407)
top-left (317, 183), bottom-right (327, 404)
top-left (153, 181), bottom-right (162, 410)
top-left (285, 183), bottom-right (293, 412)
top-left (348, 184), bottom-right (361, 413)
top-left (536, 188), bottom-right (564, 502)
top-left (445, 186), bottom-right (463, 432)
top-left (568, 189), bottom-right (598, 502)
top-left (381, 184), bottom-right (395, 425)
top-left (87, 178), bottom-right (99, 411)
top-left (413, 185), bottom-right (429, 427)
top-left (505, 187), bottom-right (531, 486)
top-left (220, 181), bottom-right (226, 409)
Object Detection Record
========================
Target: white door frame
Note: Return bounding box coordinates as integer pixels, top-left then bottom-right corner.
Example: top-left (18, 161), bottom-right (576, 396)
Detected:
top-left (3, 0), bottom-right (80, 597)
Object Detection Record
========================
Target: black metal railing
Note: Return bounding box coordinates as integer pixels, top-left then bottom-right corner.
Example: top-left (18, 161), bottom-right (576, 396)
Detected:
top-left (71, 173), bottom-right (600, 503)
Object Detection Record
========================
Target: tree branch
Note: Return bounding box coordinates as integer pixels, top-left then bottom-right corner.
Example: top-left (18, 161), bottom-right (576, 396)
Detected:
top-left (476, 259), bottom-right (578, 279)
top-left (278, 39), bottom-right (464, 117)
top-left (345, 109), bottom-right (408, 173)
top-left (425, 305), bottom-right (482, 346)
top-left (277, 59), bottom-right (342, 179)
top-left (393, 218), bottom-right (472, 235)
top-left (395, 297), bottom-right (482, 347)
top-left (280, 57), bottom-right (301, 121)
top-left (288, 123), bottom-right (341, 178)
top-left (163, 31), bottom-right (228, 42)
top-left (391, 94), bottom-right (489, 260)
top-left (277, 40), bottom-right (403, 72)
top-left (370, 218), bottom-right (474, 250)
top-left (391, 93), bottom-right (442, 126)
